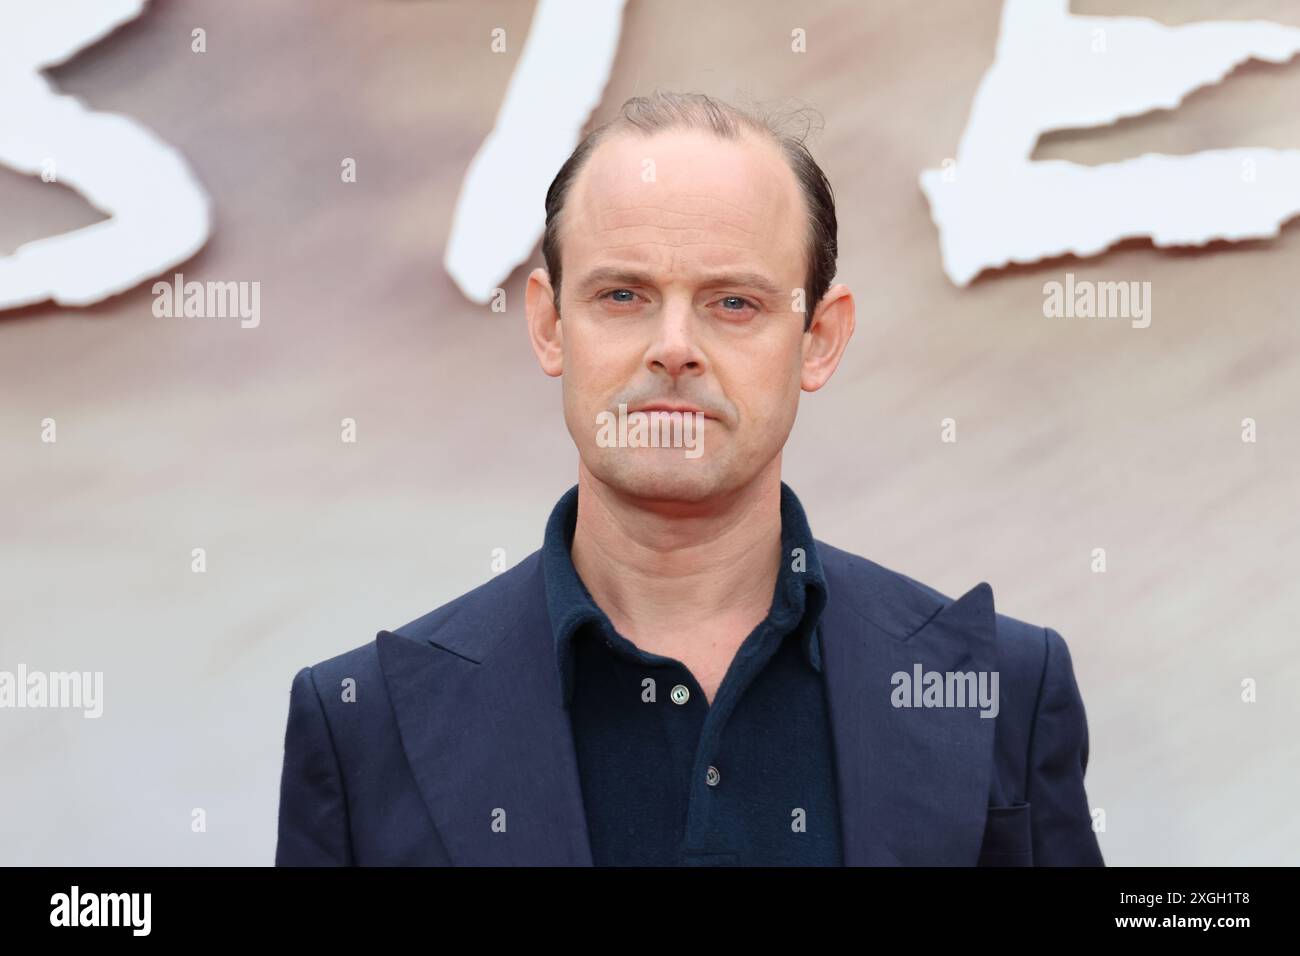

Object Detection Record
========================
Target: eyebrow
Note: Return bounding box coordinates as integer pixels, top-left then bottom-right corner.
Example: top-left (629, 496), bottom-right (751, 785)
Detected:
top-left (573, 267), bottom-right (783, 299)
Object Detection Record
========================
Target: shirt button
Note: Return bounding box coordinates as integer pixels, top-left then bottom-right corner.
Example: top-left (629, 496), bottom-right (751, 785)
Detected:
top-left (670, 684), bottom-right (690, 705)
top-left (705, 765), bottom-right (720, 787)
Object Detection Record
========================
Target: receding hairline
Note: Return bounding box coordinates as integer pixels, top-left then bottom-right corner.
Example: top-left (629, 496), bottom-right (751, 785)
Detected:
top-left (541, 91), bottom-right (837, 330)
top-left (559, 122), bottom-right (801, 239)
top-left (553, 124), bottom-right (810, 288)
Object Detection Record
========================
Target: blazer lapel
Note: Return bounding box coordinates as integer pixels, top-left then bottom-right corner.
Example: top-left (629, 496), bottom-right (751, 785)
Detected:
top-left (377, 555), bottom-right (593, 866)
top-left (819, 551), bottom-right (998, 865)
top-left (375, 546), bottom-right (997, 867)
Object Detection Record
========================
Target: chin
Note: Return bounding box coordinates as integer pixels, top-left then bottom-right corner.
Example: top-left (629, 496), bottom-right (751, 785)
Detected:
top-left (588, 449), bottom-right (733, 504)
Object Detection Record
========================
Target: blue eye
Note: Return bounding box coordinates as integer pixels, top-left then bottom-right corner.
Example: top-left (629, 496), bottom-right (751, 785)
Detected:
top-left (603, 289), bottom-right (637, 303)
top-left (718, 295), bottom-right (757, 312)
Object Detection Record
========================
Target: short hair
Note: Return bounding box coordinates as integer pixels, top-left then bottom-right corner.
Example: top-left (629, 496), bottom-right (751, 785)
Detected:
top-left (541, 90), bottom-right (838, 332)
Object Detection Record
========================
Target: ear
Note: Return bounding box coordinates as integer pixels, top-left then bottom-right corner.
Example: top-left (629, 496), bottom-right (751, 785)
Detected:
top-left (525, 267), bottom-right (564, 377)
top-left (801, 283), bottom-right (855, 392)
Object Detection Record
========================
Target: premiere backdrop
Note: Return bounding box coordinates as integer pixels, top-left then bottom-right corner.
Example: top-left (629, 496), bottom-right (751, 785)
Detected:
top-left (2, 0), bottom-right (1298, 864)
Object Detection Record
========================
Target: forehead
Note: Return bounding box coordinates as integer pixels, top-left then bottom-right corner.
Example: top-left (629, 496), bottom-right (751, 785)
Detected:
top-left (562, 127), bottom-right (806, 284)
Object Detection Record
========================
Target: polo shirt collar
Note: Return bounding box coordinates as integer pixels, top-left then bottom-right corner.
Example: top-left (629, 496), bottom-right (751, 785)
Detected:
top-left (541, 482), bottom-right (829, 708)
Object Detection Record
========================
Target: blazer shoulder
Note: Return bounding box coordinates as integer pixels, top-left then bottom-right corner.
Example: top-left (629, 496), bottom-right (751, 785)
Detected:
top-left (294, 635), bottom-right (383, 691)
top-left (292, 550), bottom-right (544, 681)
top-left (381, 549), bottom-right (544, 662)
top-left (815, 538), bottom-right (1056, 671)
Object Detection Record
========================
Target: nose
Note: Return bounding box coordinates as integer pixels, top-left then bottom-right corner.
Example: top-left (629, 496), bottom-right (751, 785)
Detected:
top-left (644, 299), bottom-right (706, 381)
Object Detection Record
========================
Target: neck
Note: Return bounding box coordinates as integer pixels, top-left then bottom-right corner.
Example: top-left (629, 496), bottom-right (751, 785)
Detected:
top-left (569, 459), bottom-right (785, 647)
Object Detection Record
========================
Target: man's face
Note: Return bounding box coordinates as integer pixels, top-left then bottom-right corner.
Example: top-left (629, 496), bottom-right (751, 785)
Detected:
top-left (540, 128), bottom-right (812, 503)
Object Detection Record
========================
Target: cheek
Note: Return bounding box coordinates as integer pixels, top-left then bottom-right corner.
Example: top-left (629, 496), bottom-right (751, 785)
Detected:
top-left (725, 342), bottom-right (803, 430)
top-left (560, 331), bottom-right (630, 433)
top-left (567, 323), bottom-right (635, 389)
top-left (561, 336), bottom-right (603, 404)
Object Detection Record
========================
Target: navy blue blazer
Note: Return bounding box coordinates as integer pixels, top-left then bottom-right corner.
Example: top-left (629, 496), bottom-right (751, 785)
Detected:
top-left (275, 541), bottom-right (1104, 866)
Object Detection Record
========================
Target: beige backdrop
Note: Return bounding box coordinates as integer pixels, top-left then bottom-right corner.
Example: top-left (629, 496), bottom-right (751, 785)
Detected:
top-left (2, 0), bottom-right (1297, 865)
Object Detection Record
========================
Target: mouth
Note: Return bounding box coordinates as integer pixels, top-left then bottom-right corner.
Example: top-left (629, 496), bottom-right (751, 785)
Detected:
top-left (629, 403), bottom-right (716, 420)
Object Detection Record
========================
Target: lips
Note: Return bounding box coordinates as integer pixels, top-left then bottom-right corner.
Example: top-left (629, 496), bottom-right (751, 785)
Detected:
top-left (630, 403), bottom-right (714, 420)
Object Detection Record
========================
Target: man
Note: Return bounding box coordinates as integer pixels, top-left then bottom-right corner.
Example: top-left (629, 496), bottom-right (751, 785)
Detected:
top-left (275, 90), bottom-right (1103, 866)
